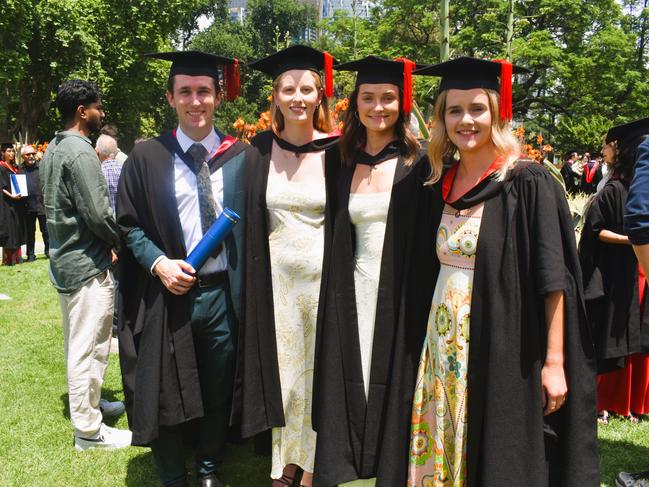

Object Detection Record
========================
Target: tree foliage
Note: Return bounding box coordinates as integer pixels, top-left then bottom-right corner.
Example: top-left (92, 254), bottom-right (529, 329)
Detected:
top-left (0, 0), bottom-right (226, 147)
top-left (2, 0), bottom-right (648, 153)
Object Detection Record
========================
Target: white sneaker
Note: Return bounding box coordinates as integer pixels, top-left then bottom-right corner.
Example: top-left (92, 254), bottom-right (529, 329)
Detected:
top-left (74, 423), bottom-right (132, 451)
top-left (99, 398), bottom-right (125, 418)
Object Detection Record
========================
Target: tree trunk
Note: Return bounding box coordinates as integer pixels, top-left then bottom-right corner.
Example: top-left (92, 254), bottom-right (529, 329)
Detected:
top-left (440, 0), bottom-right (449, 61)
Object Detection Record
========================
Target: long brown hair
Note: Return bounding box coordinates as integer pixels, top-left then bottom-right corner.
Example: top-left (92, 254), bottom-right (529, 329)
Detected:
top-left (426, 89), bottom-right (520, 184)
top-left (339, 86), bottom-right (419, 166)
top-left (270, 70), bottom-right (333, 134)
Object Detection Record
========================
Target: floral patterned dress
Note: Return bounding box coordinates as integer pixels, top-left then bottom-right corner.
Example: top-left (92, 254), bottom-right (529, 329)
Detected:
top-left (408, 202), bottom-right (484, 487)
top-left (266, 175), bottom-right (326, 478)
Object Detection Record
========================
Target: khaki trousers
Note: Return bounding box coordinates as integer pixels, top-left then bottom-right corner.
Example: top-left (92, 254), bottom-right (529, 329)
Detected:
top-left (58, 270), bottom-right (114, 437)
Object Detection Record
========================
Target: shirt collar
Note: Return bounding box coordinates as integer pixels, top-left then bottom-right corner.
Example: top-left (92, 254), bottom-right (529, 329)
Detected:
top-left (175, 126), bottom-right (220, 155)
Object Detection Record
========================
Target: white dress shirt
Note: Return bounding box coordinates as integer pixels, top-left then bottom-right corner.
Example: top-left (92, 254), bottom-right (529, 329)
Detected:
top-left (172, 126), bottom-right (228, 274)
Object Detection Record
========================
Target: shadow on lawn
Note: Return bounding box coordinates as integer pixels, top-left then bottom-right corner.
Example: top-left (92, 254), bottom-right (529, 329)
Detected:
top-left (600, 437), bottom-right (649, 485)
top-left (126, 450), bottom-right (158, 486)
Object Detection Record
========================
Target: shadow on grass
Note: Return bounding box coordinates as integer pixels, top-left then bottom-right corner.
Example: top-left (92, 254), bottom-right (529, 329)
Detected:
top-left (123, 439), bottom-right (271, 487)
top-left (600, 437), bottom-right (649, 486)
top-left (59, 388), bottom-right (125, 426)
top-left (126, 450), bottom-right (158, 486)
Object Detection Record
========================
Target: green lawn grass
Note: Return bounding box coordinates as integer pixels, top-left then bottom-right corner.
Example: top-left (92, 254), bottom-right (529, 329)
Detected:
top-left (0, 259), bottom-right (269, 487)
top-left (1, 259), bottom-right (649, 486)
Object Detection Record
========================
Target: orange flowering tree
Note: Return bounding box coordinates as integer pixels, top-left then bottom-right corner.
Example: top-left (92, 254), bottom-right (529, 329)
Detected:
top-left (513, 126), bottom-right (553, 162)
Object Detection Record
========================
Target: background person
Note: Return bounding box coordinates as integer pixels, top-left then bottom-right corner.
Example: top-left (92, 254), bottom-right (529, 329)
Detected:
top-left (96, 133), bottom-right (122, 337)
top-left (20, 144), bottom-right (49, 261)
top-left (40, 79), bottom-right (129, 451)
top-left (99, 124), bottom-right (128, 165)
top-left (0, 143), bottom-right (27, 265)
top-left (579, 118), bottom-right (649, 426)
top-left (95, 134), bottom-right (121, 212)
top-left (618, 126), bottom-right (649, 487)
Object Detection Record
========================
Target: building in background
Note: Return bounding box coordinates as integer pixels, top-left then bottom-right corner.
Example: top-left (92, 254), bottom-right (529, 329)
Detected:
top-left (227, 0), bottom-right (376, 23)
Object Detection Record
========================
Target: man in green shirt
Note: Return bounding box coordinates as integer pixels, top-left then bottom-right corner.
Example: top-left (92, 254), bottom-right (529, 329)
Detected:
top-left (41, 80), bottom-right (131, 450)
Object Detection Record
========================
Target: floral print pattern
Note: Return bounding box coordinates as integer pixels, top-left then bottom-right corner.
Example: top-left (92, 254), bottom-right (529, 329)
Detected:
top-left (409, 203), bottom-right (484, 487)
top-left (266, 177), bottom-right (326, 478)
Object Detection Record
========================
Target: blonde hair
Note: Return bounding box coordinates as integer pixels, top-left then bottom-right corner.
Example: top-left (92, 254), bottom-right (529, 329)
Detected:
top-left (339, 86), bottom-right (420, 166)
top-left (426, 89), bottom-right (520, 184)
top-left (270, 70), bottom-right (333, 134)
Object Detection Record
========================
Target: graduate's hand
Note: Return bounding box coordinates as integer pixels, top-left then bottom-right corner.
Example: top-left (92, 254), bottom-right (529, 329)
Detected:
top-left (154, 258), bottom-right (196, 295)
top-left (111, 250), bottom-right (118, 265)
top-left (541, 362), bottom-right (568, 416)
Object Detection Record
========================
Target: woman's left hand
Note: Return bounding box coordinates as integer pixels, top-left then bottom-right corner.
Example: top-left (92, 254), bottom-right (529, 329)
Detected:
top-left (541, 362), bottom-right (568, 416)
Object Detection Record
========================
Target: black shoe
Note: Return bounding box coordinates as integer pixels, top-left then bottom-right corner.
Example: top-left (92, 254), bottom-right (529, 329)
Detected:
top-left (196, 473), bottom-right (225, 487)
top-left (26, 255), bottom-right (36, 262)
top-left (616, 469), bottom-right (649, 487)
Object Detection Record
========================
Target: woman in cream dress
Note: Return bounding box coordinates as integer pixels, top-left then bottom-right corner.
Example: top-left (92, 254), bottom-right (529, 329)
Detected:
top-left (233, 45), bottom-right (339, 487)
top-left (313, 56), bottom-right (434, 487)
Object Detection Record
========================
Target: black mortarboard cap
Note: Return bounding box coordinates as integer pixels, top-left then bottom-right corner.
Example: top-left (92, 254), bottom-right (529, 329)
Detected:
top-left (414, 57), bottom-right (529, 120)
top-left (145, 50), bottom-right (240, 100)
top-left (606, 117), bottom-right (649, 145)
top-left (335, 56), bottom-right (424, 113)
top-left (248, 45), bottom-right (336, 97)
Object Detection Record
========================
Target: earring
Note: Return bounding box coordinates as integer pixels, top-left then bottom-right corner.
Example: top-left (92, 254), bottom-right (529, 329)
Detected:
top-left (354, 111), bottom-right (360, 120)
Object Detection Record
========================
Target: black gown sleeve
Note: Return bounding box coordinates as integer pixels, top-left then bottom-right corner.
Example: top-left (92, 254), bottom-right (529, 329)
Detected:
top-left (523, 165), bottom-right (573, 296)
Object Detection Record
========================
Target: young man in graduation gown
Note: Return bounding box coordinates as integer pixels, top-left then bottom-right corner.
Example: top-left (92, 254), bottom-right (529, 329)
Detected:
top-left (116, 51), bottom-right (247, 487)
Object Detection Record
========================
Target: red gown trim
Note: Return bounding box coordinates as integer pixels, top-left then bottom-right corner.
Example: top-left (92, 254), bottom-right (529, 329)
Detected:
top-left (442, 156), bottom-right (504, 203)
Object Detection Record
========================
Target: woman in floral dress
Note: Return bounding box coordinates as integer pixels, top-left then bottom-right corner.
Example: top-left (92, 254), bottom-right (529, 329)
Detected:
top-left (408, 57), bottom-right (598, 487)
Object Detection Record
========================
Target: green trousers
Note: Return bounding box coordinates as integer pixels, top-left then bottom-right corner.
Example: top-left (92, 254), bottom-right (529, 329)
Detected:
top-left (151, 281), bottom-right (235, 486)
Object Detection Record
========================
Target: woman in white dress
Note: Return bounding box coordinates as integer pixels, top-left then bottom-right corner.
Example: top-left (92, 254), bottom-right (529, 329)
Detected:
top-left (232, 45), bottom-right (339, 487)
top-left (312, 56), bottom-right (436, 487)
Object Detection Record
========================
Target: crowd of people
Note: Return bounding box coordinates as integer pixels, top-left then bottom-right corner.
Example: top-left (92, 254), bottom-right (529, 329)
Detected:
top-left (560, 151), bottom-right (607, 195)
top-left (0, 125), bottom-right (131, 266)
top-left (7, 44), bottom-right (649, 487)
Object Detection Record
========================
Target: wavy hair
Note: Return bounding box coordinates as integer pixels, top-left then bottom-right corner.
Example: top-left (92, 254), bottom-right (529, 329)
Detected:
top-left (426, 89), bottom-right (520, 185)
top-left (614, 134), bottom-right (649, 182)
top-left (339, 86), bottom-right (420, 166)
top-left (270, 70), bottom-right (333, 134)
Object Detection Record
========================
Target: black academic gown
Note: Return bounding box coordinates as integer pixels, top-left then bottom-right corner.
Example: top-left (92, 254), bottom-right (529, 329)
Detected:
top-left (116, 131), bottom-right (248, 446)
top-left (0, 164), bottom-right (27, 248)
top-left (561, 162), bottom-right (581, 195)
top-left (444, 161), bottom-right (598, 486)
top-left (579, 178), bottom-right (649, 373)
top-left (312, 149), bottom-right (440, 487)
top-left (231, 130), bottom-right (340, 438)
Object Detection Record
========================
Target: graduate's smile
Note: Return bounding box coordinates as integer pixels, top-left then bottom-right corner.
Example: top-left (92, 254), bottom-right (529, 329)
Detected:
top-left (166, 74), bottom-right (220, 140)
top-left (356, 83), bottom-right (400, 135)
top-left (289, 105), bottom-right (307, 114)
top-left (444, 88), bottom-right (492, 153)
top-left (274, 69), bottom-right (322, 126)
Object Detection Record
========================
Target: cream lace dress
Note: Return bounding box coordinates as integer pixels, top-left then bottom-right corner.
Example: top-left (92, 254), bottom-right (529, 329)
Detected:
top-left (266, 173), bottom-right (326, 478)
top-left (339, 190), bottom-right (391, 487)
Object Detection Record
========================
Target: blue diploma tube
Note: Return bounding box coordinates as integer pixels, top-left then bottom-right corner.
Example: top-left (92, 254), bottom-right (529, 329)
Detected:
top-left (185, 207), bottom-right (240, 272)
